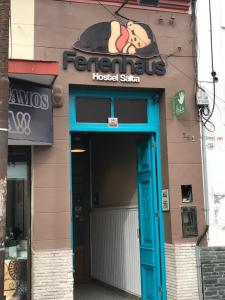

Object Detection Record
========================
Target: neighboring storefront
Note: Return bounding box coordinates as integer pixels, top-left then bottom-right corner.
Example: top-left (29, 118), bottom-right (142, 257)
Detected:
top-left (8, 1), bottom-right (206, 300)
top-left (4, 59), bottom-right (58, 300)
top-left (5, 146), bottom-right (31, 300)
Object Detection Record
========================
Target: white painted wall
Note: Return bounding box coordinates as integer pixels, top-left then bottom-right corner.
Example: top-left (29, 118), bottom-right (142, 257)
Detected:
top-left (197, 0), bottom-right (225, 246)
top-left (10, 0), bottom-right (34, 59)
top-left (90, 207), bottom-right (141, 297)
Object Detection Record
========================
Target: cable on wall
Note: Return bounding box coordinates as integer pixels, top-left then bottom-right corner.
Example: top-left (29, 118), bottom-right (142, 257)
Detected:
top-left (96, 0), bottom-right (164, 64)
top-left (96, 0), bottom-right (223, 124)
top-left (114, 0), bottom-right (131, 21)
top-left (198, 0), bottom-right (217, 132)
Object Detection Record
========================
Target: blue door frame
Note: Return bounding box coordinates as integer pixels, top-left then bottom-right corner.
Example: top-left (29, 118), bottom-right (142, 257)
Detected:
top-left (69, 87), bottom-right (167, 300)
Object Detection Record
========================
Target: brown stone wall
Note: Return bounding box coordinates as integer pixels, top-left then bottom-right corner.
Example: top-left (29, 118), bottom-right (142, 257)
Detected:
top-left (32, 0), bottom-right (205, 248)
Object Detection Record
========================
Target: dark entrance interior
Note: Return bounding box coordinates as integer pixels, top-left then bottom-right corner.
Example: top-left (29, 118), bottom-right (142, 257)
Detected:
top-left (71, 132), bottom-right (148, 299)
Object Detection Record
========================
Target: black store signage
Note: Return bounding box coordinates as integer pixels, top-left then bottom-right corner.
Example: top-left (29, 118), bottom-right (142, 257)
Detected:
top-left (63, 51), bottom-right (166, 76)
top-left (8, 80), bottom-right (53, 144)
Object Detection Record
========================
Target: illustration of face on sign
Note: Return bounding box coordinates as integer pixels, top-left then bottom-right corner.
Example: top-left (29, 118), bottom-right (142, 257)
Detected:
top-left (73, 20), bottom-right (159, 58)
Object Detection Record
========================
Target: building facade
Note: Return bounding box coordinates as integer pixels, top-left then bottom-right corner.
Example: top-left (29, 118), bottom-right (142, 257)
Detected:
top-left (5, 0), bottom-right (207, 299)
top-left (196, 1), bottom-right (225, 299)
top-left (197, 0), bottom-right (225, 247)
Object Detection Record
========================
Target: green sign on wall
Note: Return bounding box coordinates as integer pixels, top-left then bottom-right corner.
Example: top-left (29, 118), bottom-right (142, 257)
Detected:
top-left (172, 90), bottom-right (185, 116)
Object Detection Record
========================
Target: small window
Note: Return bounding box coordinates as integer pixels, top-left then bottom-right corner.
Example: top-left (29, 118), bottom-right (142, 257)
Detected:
top-left (181, 185), bottom-right (193, 203)
top-left (76, 97), bottom-right (110, 123)
top-left (139, 0), bottom-right (159, 6)
top-left (114, 99), bottom-right (147, 123)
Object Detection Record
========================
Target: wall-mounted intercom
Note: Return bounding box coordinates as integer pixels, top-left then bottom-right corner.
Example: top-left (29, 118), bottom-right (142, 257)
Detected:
top-left (181, 206), bottom-right (198, 237)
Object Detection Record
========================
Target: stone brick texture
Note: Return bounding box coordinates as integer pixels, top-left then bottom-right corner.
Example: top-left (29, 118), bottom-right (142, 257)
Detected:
top-left (31, 244), bottom-right (204, 300)
top-left (200, 247), bottom-right (225, 300)
top-left (32, 249), bottom-right (73, 300)
top-left (165, 243), bottom-right (200, 300)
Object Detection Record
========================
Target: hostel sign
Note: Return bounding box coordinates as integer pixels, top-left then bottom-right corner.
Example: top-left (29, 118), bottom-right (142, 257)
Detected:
top-left (172, 90), bottom-right (186, 116)
top-left (63, 20), bottom-right (166, 82)
top-left (8, 80), bottom-right (53, 144)
top-left (63, 52), bottom-right (166, 78)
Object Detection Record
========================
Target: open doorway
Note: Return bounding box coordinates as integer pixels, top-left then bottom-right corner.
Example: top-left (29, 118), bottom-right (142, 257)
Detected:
top-left (70, 88), bottom-right (166, 300)
top-left (71, 132), bottom-right (158, 299)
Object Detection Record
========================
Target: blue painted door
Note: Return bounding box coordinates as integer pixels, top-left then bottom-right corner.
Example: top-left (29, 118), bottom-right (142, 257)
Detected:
top-left (137, 135), bottom-right (162, 300)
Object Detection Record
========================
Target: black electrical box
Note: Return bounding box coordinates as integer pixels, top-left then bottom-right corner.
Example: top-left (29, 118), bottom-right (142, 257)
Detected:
top-left (138, 0), bottom-right (159, 6)
top-left (181, 206), bottom-right (198, 237)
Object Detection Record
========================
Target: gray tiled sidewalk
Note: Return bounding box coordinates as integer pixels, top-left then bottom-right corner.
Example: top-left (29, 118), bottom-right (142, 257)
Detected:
top-left (74, 282), bottom-right (139, 300)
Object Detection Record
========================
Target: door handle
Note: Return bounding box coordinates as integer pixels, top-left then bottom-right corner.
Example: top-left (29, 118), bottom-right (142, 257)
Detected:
top-left (137, 228), bottom-right (140, 239)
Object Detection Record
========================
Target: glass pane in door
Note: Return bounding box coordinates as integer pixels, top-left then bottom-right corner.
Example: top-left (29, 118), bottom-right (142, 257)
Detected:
top-left (114, 99), bottom-right (148, 123)
top-left (76, 97), bottom-right (111, 123)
